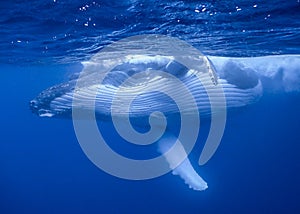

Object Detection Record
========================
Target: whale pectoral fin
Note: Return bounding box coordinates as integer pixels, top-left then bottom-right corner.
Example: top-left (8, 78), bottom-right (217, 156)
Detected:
top-left (171, 155), bottom-right (208, 191)
top-left (157, 133), bottom-right (208, 191)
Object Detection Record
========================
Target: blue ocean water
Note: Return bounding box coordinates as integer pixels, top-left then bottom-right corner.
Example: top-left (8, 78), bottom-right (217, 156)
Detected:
top-left (1, 0), bottom-right (300, 213)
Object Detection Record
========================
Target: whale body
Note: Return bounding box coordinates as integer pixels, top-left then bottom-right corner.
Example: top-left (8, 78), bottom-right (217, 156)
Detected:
top-left (30, 54), bottom-right (300, 191)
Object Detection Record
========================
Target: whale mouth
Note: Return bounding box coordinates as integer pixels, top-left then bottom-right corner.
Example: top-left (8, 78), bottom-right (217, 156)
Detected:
top-left (29, 80), bottom-right (76, 118)
top-left (30, 99), bottom-right (54, 117)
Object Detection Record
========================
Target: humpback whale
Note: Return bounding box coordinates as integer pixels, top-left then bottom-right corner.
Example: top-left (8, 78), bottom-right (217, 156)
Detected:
top-left (30, 53), bottom-right (300, 191)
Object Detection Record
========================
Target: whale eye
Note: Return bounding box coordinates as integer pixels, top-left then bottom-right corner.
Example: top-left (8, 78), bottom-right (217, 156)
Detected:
top-left (221, 61), bottom-right (259, 89)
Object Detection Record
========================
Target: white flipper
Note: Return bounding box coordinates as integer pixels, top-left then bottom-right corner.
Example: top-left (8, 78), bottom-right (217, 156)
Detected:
top-left (157, 132), bottom-right (208, 191)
